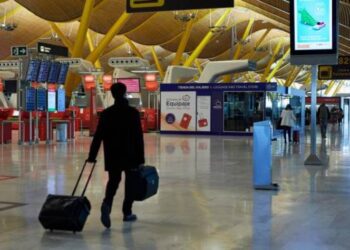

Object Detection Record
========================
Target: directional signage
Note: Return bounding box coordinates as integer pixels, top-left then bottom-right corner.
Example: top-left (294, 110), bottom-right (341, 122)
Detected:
top-left (11, 46), bottom-right (27, 57)
top-left (318, 56), bottom-right (350, 80)
top-left (37, 42), bottom-right (68, 57)
top-left (127, 0), bottom-right (234, 13)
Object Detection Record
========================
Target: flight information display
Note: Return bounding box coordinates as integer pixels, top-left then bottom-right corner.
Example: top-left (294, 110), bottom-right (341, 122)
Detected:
top-left (57, 88), bottom-right (65, 112)
top-left (57, 63), bottom-right (69, 84)
top-left (37, 60), bottom-right (51, 83)
top-left (36, 88), bottom-right (47, 111)
top-left (47, 90), bottom-right (56, 112)
top-left (26, 60), bottom-right (41, 82)
top-left (48, 62), bottom-right (61, 83)
top-left (25, 87), bottom-right (36, 111)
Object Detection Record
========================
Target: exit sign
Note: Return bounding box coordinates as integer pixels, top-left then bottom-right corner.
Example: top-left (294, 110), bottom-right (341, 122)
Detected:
top-left (11, 46), bottom-right (27, 57)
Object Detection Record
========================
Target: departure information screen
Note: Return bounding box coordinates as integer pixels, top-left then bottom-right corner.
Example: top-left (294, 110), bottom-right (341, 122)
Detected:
top-left (48, 62), bottom-right (61, 83)
top-left (37, 60), bottom-right (51, 83)
top-left (116, 78), bottom-right (141, 93)
top-left (25, 87), bottom-right (36, 111)
top-left (57, 63), bottom-right (69, 84)
top-left (26, 60), bottom-right (41, 82)
top-left (47, 90), bottom-right (56, 112)
top-left (36, 88), bottom-right (47, 111)
top-left (57, 88), bottom-right (65, 112)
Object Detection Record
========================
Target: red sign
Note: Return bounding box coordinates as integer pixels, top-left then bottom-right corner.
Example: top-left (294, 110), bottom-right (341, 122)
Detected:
top-left (84, 75), bottom-right (95, 83)
top-left (305, 97), bottom-right (340, 104)
top-left (145, 81), bottom-right (159, 92)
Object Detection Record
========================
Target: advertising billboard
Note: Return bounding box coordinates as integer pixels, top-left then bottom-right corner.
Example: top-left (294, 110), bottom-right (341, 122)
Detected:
top-left (57, 88), bottom-right (65, 112)
top-left (290, 0), bottom-right (338, 64)
top-left (160, 91), bottom-right (196, 132)
top-left (47, 90), bottom-right (56, 112)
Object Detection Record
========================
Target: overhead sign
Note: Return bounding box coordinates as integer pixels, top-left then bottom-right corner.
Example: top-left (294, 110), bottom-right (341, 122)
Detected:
top-left (127, 0), bottom-right (234, 13)
top-left (11, 46), bottom-right (27, 57)
top-left (290, 0), bottom-right (338, 65)
top-left (318, 56), bottom-right (350, 80)
top-left (37, 42), bottom-right (68, 57)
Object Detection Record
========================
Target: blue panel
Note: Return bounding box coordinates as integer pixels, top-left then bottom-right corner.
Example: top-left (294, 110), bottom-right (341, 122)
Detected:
top-left (57, 63), bottom-right (69, 84)
top-left (25, 88), bottom-right (36, 111)
top-left (26, 60), bottom-right (41, 82)
top-left (37, 60), bottom-right (51, 83)
top-left (57, 88), bottom-right (65, 112)
top-left (47, 62), bottom-right (61, 83)
top-left (36, 88), bottom-right (47, 111)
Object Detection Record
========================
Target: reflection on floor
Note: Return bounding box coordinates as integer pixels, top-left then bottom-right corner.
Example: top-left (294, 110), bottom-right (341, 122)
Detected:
top-left (1, 126), bottom-right (350, 249)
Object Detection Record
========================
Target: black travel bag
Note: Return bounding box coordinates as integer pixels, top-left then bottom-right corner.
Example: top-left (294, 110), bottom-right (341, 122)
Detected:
top-left (128, 165), bottom-right (159, 201)
top-left (38, 161), bottom-right (96, 233)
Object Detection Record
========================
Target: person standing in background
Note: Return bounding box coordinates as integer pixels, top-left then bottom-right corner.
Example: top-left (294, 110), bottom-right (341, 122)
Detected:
top-left (280, 104), bottom-right (296, 143)
top-left (318, 103), bottom-right (330, 139)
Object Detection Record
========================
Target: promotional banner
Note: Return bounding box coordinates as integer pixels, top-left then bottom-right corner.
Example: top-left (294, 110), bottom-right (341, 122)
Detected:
top-left (161, 91), bottom-right (196, 132)
top-left (196, 96), bottom-right (211, 132)
top-left (294, 0), bottom-right (332, 51)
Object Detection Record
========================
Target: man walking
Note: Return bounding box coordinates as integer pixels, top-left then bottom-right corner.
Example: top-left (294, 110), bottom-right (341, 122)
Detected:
top-left (87, 83), bottom-right (145, 228)
top-left (318, 103), bottom-right (330, 139)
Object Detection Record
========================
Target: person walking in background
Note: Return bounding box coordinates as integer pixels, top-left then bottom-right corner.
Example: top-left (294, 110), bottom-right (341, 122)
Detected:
top-left (87, 83), bottom-right (145, 228)
top-left (317, 103), bottom-right (330, 139)
top-left (280, 104), bottom-right (296, 143)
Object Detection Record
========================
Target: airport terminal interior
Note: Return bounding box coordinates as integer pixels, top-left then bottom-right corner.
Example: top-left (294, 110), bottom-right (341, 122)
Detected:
top-left (1, 0), bottom-right (350, 249)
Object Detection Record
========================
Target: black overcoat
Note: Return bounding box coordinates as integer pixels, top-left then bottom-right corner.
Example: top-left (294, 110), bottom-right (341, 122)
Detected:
top-left (88, 99), bottom-right (145, 171)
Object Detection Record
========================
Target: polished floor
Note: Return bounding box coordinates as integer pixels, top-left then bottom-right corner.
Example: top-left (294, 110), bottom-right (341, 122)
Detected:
top-left (1, 124), bottom-right (350, 249)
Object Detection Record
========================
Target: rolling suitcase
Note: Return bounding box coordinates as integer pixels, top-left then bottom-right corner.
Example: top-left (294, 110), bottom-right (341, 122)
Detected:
top-left (293, 130), bottom-right (300, 144)
top-left (128, 165), bottom-right (159, 201)
top-left (38, 161), bottom-right (96, 233)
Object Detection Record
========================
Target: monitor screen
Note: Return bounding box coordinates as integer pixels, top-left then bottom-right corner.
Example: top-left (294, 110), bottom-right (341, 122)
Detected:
top-left (26, 59), bottom-right (41, 82)
top-left (47, 90), bottom-right (56, 112)
top-left (57, 88), bottom-right (65, 112)
top-left (4, 80), bottom-right (17, 94)
top-left (37, 60), bottom-right (51, 83)
top-left (115, 78), bottom-right (141, 93)
top-left (25, 87), bottom-right (36, 111)
top-left (36, 88), bottom-right (47, 111)
top-left (47, 62), bottom-right (61, 83)
top-left (57, 63), bottom-right (69, 84)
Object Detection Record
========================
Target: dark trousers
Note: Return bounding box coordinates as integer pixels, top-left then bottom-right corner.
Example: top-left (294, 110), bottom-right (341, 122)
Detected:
top-left (283, 126), bottom-right (292, 142)
top-left (103, 170), bottom-right (134, 216)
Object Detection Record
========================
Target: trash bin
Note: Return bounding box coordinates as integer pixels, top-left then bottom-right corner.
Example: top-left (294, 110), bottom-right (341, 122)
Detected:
top-left (56, 123), bottom-right (68, 142)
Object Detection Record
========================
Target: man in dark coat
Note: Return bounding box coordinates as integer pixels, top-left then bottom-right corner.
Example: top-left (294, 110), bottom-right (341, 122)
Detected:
top-left (87, 82), bottom-right (145, 228)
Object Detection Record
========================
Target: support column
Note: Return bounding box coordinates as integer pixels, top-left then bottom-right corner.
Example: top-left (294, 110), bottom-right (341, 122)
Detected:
top-left (86, 12), bottom-right (130, 64)
top-left (305, 65), bottom-right (323, 165)
top-left (172, 19), bottom-right (194, 65)
top-left (65, 0), bottom-right (95, 97)
top-left (184, 9), bottom-right (231, 67)
top-left (151, 47), bottom-right (165, 79)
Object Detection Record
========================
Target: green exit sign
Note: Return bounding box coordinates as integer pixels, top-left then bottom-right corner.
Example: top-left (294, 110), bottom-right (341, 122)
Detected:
top-left (11, 46), bottom-right (27, 57)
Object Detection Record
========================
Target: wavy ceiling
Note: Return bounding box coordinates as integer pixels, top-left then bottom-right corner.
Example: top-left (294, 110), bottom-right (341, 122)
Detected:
top-left (0, 0), bottom-right (347, 86)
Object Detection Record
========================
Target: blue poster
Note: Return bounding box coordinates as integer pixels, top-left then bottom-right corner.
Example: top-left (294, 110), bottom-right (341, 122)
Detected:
top-left (294, 0), bottom-right (332, 50)
top-left (57, 88), bottom-right (65, 112)
top-left (48, 62), bottom-right (61, 83)
top-left (26, 60), bottom-right (41, 82)
top-left (57, 63), bottom-right (69, 84)
top-left (37, 60), bottom-right (51, 83)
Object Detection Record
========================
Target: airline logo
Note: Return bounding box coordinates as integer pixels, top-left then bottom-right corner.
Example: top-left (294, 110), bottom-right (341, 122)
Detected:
top-left (130, 0), bottom-right (164, 8)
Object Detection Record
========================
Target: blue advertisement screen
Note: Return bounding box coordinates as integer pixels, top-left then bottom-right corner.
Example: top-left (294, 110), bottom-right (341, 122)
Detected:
top-left (36, 88), bottom-right (47, 111)
top-left (57, 63), bottom-right (69, 84)
top-left (26, 60), bottom-right (41, 82)
top-left (47, 90), bottom-right (56, 112)
top-left (37, 60), bottom-right (51, 83)
top-left (294, 0), bottom-right (333, 50)
top-left (57, 88), bottom-right (65, 112)
top-left (25, 88), bottom-right (36, 111)
top-left (47, 62), bottom-right (61, 83)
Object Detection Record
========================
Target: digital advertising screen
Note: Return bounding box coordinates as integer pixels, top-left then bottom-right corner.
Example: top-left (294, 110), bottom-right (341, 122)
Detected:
top-left (115, 78), bottom-right (141, 93)
top-left (37, 60), bottom-right (51, 83)
top-left (47, 62), bottom-right (61, 83)
top-left (57, 88), bottom-right (65, 112)
top-left (25, 87), bottom-right (36, 111)
top-left (36, 88), bottom-right (47, 111)
top-left (57, 63), bottom-right (69, 84)
top-left (291, 0), bottom-right (337, 54)
top-left (26, 59), bottom-right (41, 82)
top-left (47, 90), bottom-right (56, 112)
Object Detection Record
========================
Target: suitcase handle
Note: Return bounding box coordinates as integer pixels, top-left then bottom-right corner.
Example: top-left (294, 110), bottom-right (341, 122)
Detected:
top-left (72, 160), bottom-right (96, 197)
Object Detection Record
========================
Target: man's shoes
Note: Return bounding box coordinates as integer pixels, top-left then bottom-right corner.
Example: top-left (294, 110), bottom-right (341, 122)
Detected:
top-left (123, 214), bottom-right (137, 222)
top-left (101, 203), bottom-right (111, 229)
